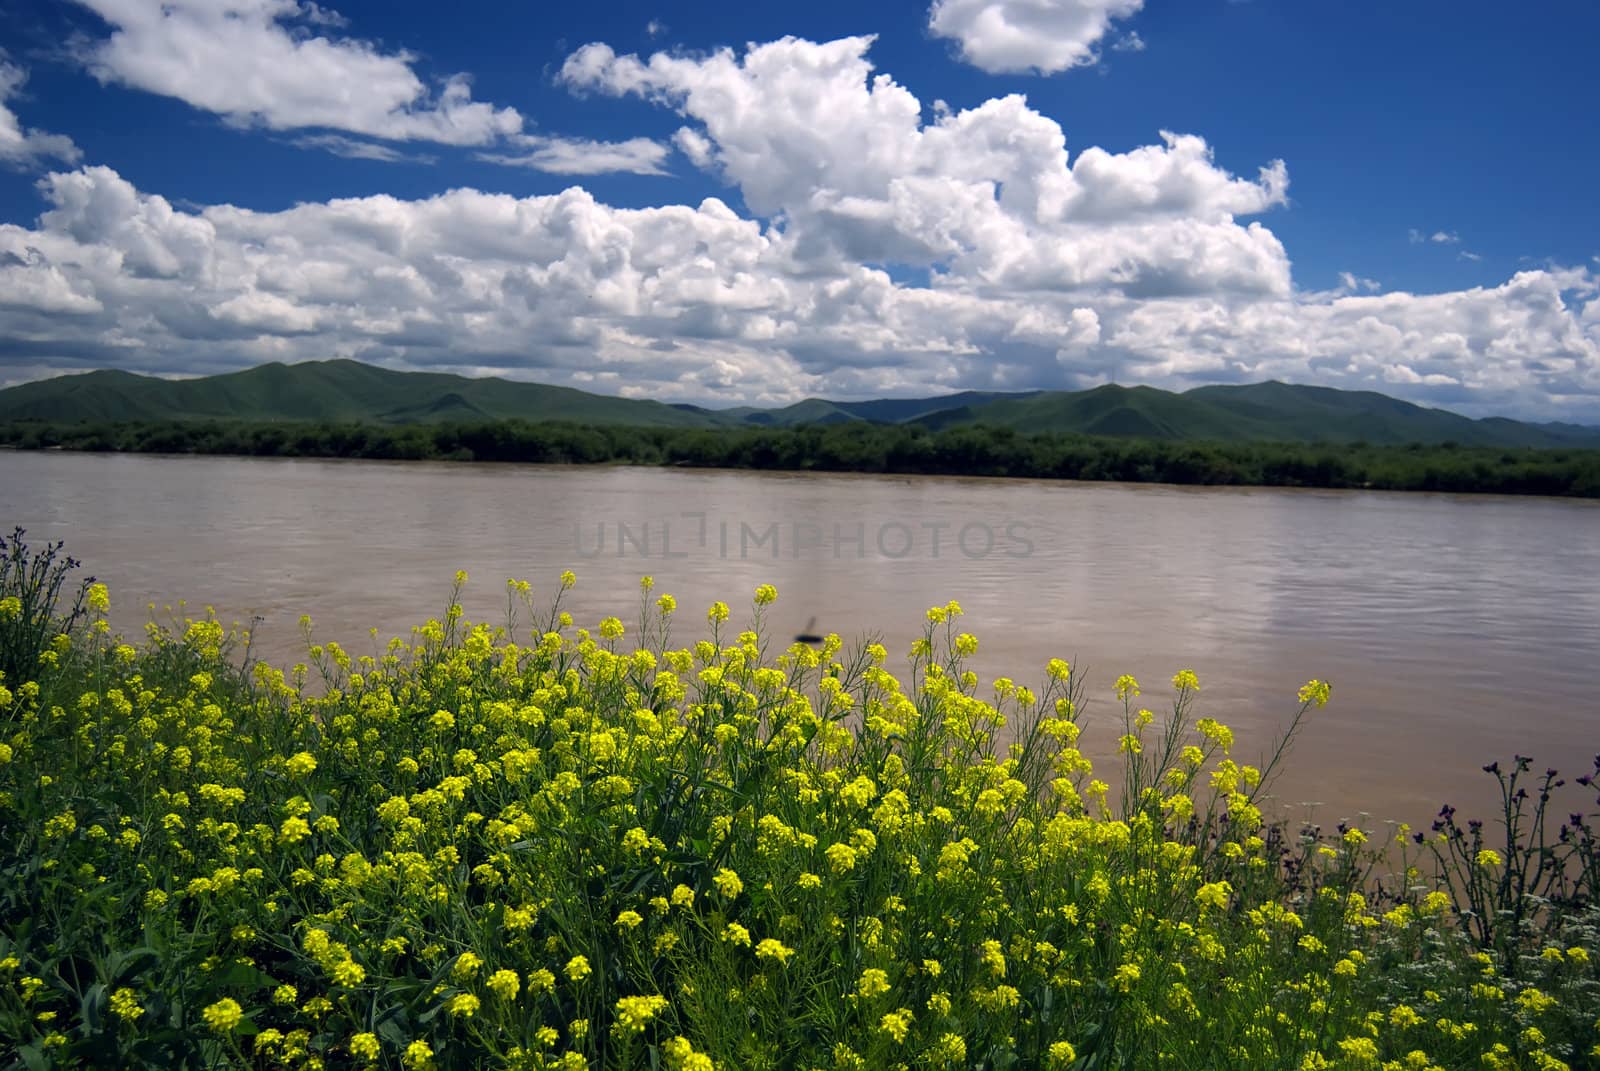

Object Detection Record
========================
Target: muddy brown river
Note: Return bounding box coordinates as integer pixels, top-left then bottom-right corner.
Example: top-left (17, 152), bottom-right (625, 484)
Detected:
top-left (5, 450), bottom-right (1598, 832)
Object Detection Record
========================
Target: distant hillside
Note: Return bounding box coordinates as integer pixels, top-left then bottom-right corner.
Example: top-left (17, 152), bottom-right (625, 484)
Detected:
top-left (672, 390), bottom-right (1039, 428)
top-left (3, 360), bottom-right (1598, 448)
top-left (0, 360), bottom-right (724, 429)
top-left (1187, 382), bottom-right (1600, 447)
top-left (916, 382), bottom-right (1600, 448)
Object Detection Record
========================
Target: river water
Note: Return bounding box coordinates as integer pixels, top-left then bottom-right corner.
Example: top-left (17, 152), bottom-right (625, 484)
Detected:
top-left (5, 450), bottom-right (1598, 831)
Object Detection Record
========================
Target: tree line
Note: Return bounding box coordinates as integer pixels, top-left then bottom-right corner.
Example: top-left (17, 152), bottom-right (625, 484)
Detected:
top-left (4, 418), bottom-right (1599, 497)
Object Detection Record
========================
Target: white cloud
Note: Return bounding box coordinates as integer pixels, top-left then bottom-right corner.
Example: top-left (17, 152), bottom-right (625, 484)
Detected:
top-left (927, 0), bottom-right (1144, 75)
top-left (478, 135), bottom-right (672, 176)
top-left (0, 59), bottom-right (82, 169)
top-left (4, 157), bottom-right (1594, 420)
top-left (1102, 269), bottom-right (1600, 411)
top-left (1, 33), bottom-right (1597, 421)
top-left (1411, 227), bottom-right (1460, 245)
top-left (37, 166), bottom-right (216, 280)
top-left (71, 0), bottom-right (522, 145)
top-left (298, 1), bottom-right (347, 27)
top-left (213, 290), bottom-right (320, 334)
top-left (561, 36), bottom-right (1291, 298)
top-left (66, 1), bottom-right (663, 175)
top-left (292, 134), bottom-right (436, 164)
top-left (1323, 271), bottom-right (1381, 296)
top-left (1111, 31), bottom-right (1146, 53)
top-left (0, 245), bottom-right (102, 315)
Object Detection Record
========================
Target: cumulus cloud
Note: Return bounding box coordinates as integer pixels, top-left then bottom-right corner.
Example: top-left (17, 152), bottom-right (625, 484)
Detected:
top-left (928, 0), bottom-right (1144, 75)
top-left (70, 0), bottom-right (522, 145)
top-left (0, 59), bottom-right (82, 169)
top-left (561, 36), bottom-right (1291, 298)
top-left (4, 156), bottom-right (1596, 418)
top-left (1103, 270), bottom-right (1600, 411)
top-left (1, 33), bottom-right (1597, 420)
top-left (478, 135), bottom-right (672, 176)
top-left (1410, 228), bottom-right (1461, 245)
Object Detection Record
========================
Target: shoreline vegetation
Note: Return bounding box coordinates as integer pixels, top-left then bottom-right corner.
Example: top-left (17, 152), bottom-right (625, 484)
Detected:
top-left (5, 418), bottom-right (1600, 497)
top-left (3, 531), bottom-right (1599, 1069)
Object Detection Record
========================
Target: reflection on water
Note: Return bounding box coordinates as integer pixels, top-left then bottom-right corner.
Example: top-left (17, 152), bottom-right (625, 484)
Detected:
top-left (5, 450), bottom-right (1598, 829)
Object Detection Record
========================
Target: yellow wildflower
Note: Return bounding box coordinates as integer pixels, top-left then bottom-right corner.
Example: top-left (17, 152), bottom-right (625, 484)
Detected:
top-left (858, 968), bottom-right (890, 999)
top-left (879, 1009), bottom-right (913, 1043)
top-left (755, 938), bottom-right (795, 965)
top-left (201, 997), bottom-right (243, 1034)
top-left (350, 1033), bottom-right (381, 1061)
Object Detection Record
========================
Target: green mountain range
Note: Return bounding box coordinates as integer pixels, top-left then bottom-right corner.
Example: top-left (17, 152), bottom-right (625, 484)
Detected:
top-left (3, 359), bottom-right (1598, 448)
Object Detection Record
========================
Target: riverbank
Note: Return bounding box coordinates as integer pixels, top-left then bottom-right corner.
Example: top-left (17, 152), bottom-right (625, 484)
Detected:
top-left (3, 536), bottom-right (1597, 1069)
top-left (5, 417), bottom-right (1600, 497)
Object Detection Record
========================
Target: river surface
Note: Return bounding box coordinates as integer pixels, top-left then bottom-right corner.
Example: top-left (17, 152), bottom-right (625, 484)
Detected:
top-left (5, 450), bottom-right (1598, 831)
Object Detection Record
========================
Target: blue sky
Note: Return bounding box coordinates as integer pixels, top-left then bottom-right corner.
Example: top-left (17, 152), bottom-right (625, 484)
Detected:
top-left (1, 0), bottom-right (1597, 420)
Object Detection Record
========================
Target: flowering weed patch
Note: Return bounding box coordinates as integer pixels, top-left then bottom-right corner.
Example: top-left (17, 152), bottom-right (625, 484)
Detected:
top-left (1, 545), bottom-right (1597, 1069)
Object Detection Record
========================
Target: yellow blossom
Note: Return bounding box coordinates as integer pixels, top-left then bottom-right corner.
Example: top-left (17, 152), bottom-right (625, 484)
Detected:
top-left (755, 938), bottom-right (795, 965)
top-left (202, 997), bottom-right (243, 1034)
top-left (612, 994), bottom-right (669, 1038)
top-left (712, 868), bottom-right (743, 898)
top-left (350, 1033), bottom-right (381, 1061)
top-left (1298, 679), bottom-right (1332, 706)
top-left (879, 1009), bottom-right (913, 1043)
top-left (858, 968), bottom-right (890, 999)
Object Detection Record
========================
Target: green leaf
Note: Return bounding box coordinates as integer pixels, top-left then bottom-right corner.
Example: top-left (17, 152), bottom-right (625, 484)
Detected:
top-left (80, 981), bottom-right (107, 1034)
top-left (375, 1012), bottom-right (412, 1050)
top-left (107, 947), bottom-right (159, 986)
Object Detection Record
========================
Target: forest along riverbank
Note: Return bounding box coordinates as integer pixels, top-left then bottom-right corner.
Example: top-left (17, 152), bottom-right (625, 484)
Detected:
top-left (4, 417), bottom-right (1600, 496)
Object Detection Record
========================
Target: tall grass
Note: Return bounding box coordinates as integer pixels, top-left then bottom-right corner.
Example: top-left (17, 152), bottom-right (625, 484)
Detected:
top-left (1, 537), bottom-right (1596, 1070)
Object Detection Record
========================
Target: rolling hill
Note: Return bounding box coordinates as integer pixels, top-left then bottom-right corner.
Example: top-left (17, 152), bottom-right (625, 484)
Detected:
top-left (0, 360), bottom-right (724, 429)
top-left (912, 382), bottom-right (1600, 447)
top-left (3, 359), bottom-right (1598, 448)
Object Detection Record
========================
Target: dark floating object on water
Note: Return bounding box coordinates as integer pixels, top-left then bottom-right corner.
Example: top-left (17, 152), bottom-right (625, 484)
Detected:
top-left (795, 616), bottom-right (823, 645)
